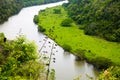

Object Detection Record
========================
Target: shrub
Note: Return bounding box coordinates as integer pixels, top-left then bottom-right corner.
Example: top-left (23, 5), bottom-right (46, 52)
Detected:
top-left (84, 22), bottom-right (97, 35)
top-left (38, 25), bottom-right (46, 32)
top-left (49, 69), bottom-right (55, 80)
top-left (41, 10), bottom-right (45, 12)
top-left (33, 15), bottom-right (39, 24)
top-left (89, 57), bottom-right (113, 70)
top-left (75, 49), bottom-right (86, 60)
top-left (112, 66), bottom-right (120, 79)
top-left (0, 33), bottom-right (5, 42)
top-left (61, 18), bottom-right (73, 27)
top-left (115, 28), bottom-right (120, 41)
top-left (98, 66), bottom-right (120, 80)
top-left (53, 9), bottom-right (61, 14)
top-left (62, 44), bottom-right (72, 52)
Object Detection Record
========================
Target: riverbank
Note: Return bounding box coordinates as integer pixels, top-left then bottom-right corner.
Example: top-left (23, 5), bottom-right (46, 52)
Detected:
top-left (35, 6), bottom-right (120, 68)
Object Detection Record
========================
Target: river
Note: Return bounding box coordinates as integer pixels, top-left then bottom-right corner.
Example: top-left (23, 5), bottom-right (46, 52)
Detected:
top-left (0, 1), bottom-right (98, 80)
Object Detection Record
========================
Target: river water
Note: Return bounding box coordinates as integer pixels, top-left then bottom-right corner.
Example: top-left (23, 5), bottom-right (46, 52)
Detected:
top-left (0, 1), bottom-right (98, 80)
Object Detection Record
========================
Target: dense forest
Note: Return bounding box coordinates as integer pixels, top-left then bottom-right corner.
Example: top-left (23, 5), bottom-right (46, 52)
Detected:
top-left (64, 0), bottom-right (120, 42)
top-left (0, 33), bottom-right (45, 80)
top-left (0, 0), bottom-right (63, 24)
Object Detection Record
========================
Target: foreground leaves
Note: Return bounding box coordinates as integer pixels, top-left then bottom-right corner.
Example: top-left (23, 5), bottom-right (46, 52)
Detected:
top-left (0, 33), bottom-right (44, 80)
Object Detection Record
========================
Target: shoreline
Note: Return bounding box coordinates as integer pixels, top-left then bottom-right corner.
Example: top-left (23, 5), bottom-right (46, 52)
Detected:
top-left (34, 5), bottom-right (120, 69)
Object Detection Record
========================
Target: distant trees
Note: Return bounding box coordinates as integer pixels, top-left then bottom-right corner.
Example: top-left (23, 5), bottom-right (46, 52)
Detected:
top-left (0, 33), bottom-right (5, 43)
top-left (64, 0), bottom-right (120, 42)
top-left (44, 0), bottom-right (64, 3)
top-left (0, 0), bottom-right (63, 24)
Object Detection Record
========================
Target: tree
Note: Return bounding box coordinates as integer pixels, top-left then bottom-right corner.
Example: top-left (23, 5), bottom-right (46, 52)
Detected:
top-left (61, 18), bottom-right (73, 27)
top-left (33, 15), bottom-right (39, 24)
top-left (53, 9), bottom-right (61, 14)
top-left (0, 34), bottom-right (45, 80)
top-left (65, 0), bottom-right (120, 42)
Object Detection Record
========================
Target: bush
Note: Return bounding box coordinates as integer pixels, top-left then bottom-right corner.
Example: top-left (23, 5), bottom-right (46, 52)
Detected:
top-left (49, 69), bottom-right (55, 80)
top-left (62, 44), bottom-right (72, 52)
top-left (0, 33), bottom-right (5, 42)
top-left (38, 25), bottom-right (46, 32)
top-left (98, 66), bottom-right (120, 80)
top-left (61, 18), bottom-right (73, 27)
top-left (115, 28), bottom-right (120, 41)
top-left (104, 34), bottom-right (116, 42)
top-left (89, 57), bottom-right (113, 70)
top-left (33, 15), bottom-right (39, 24)
top-left (53, 9), bottom-right (61, 14)
top-left (75, 49), bottom-right (86, 60)
top-left (84, 23), bottom-right (97, 35)
top-left (112, 66), bottom-right (120, 79)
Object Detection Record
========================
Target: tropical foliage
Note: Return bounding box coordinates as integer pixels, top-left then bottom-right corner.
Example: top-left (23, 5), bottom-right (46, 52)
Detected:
top-left (98, 66), bottom-right (120, 80)
top-left (65, 0), bottom-right (120, 42)
top-left (0, 33), bottom-right (45, 80)
top-left (61, 18), bottom-right (73, 27)
top-left (0, 0), bottom-right (63, 24)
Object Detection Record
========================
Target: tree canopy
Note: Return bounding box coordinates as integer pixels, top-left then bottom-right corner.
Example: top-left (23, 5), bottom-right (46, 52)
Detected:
top-left (0, 33), bottom-right (44, 80)
top-left (0, 0), bottom-right (63, 24)
top-left (64, 0), bottom-right (120, 42)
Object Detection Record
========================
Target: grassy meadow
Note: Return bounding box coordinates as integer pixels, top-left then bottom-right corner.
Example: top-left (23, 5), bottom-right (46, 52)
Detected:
top-left (37, 6), bottom-right (120, 66)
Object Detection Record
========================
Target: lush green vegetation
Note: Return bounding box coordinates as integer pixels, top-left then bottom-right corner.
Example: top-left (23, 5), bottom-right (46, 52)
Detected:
top-left (0, 0), bottom-right (63, 24)
top-left (74, 66), bottom-right (120, 80)
top-left (64, 0), bottom-right (120, 42)
top-left (34, 15), bottom-right (39, 24)
top-left (53, 8), bottom-right (61, 14)
top-left (33, 0), bottom-right (120, 79)
top-left (34, 6), bottom-right (120, 71)
top-left (61, 18), bottom-right (73, 27)
top-left (49, 69), bottom-right (55, 80)
top-left (0, 33), bottom-right (45, 80)
top-left (38, 25), bottom-right (46, 32)
top-left (98, 66), bottom-right (120, 80)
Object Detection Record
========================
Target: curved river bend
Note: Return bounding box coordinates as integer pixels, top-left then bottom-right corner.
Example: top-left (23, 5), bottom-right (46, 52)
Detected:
top-left (0, 1), bottom-right (98, 80)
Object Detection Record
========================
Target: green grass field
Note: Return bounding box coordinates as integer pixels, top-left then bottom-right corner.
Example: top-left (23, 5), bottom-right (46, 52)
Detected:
top-left (37, 6), bottom-right (120, 65)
